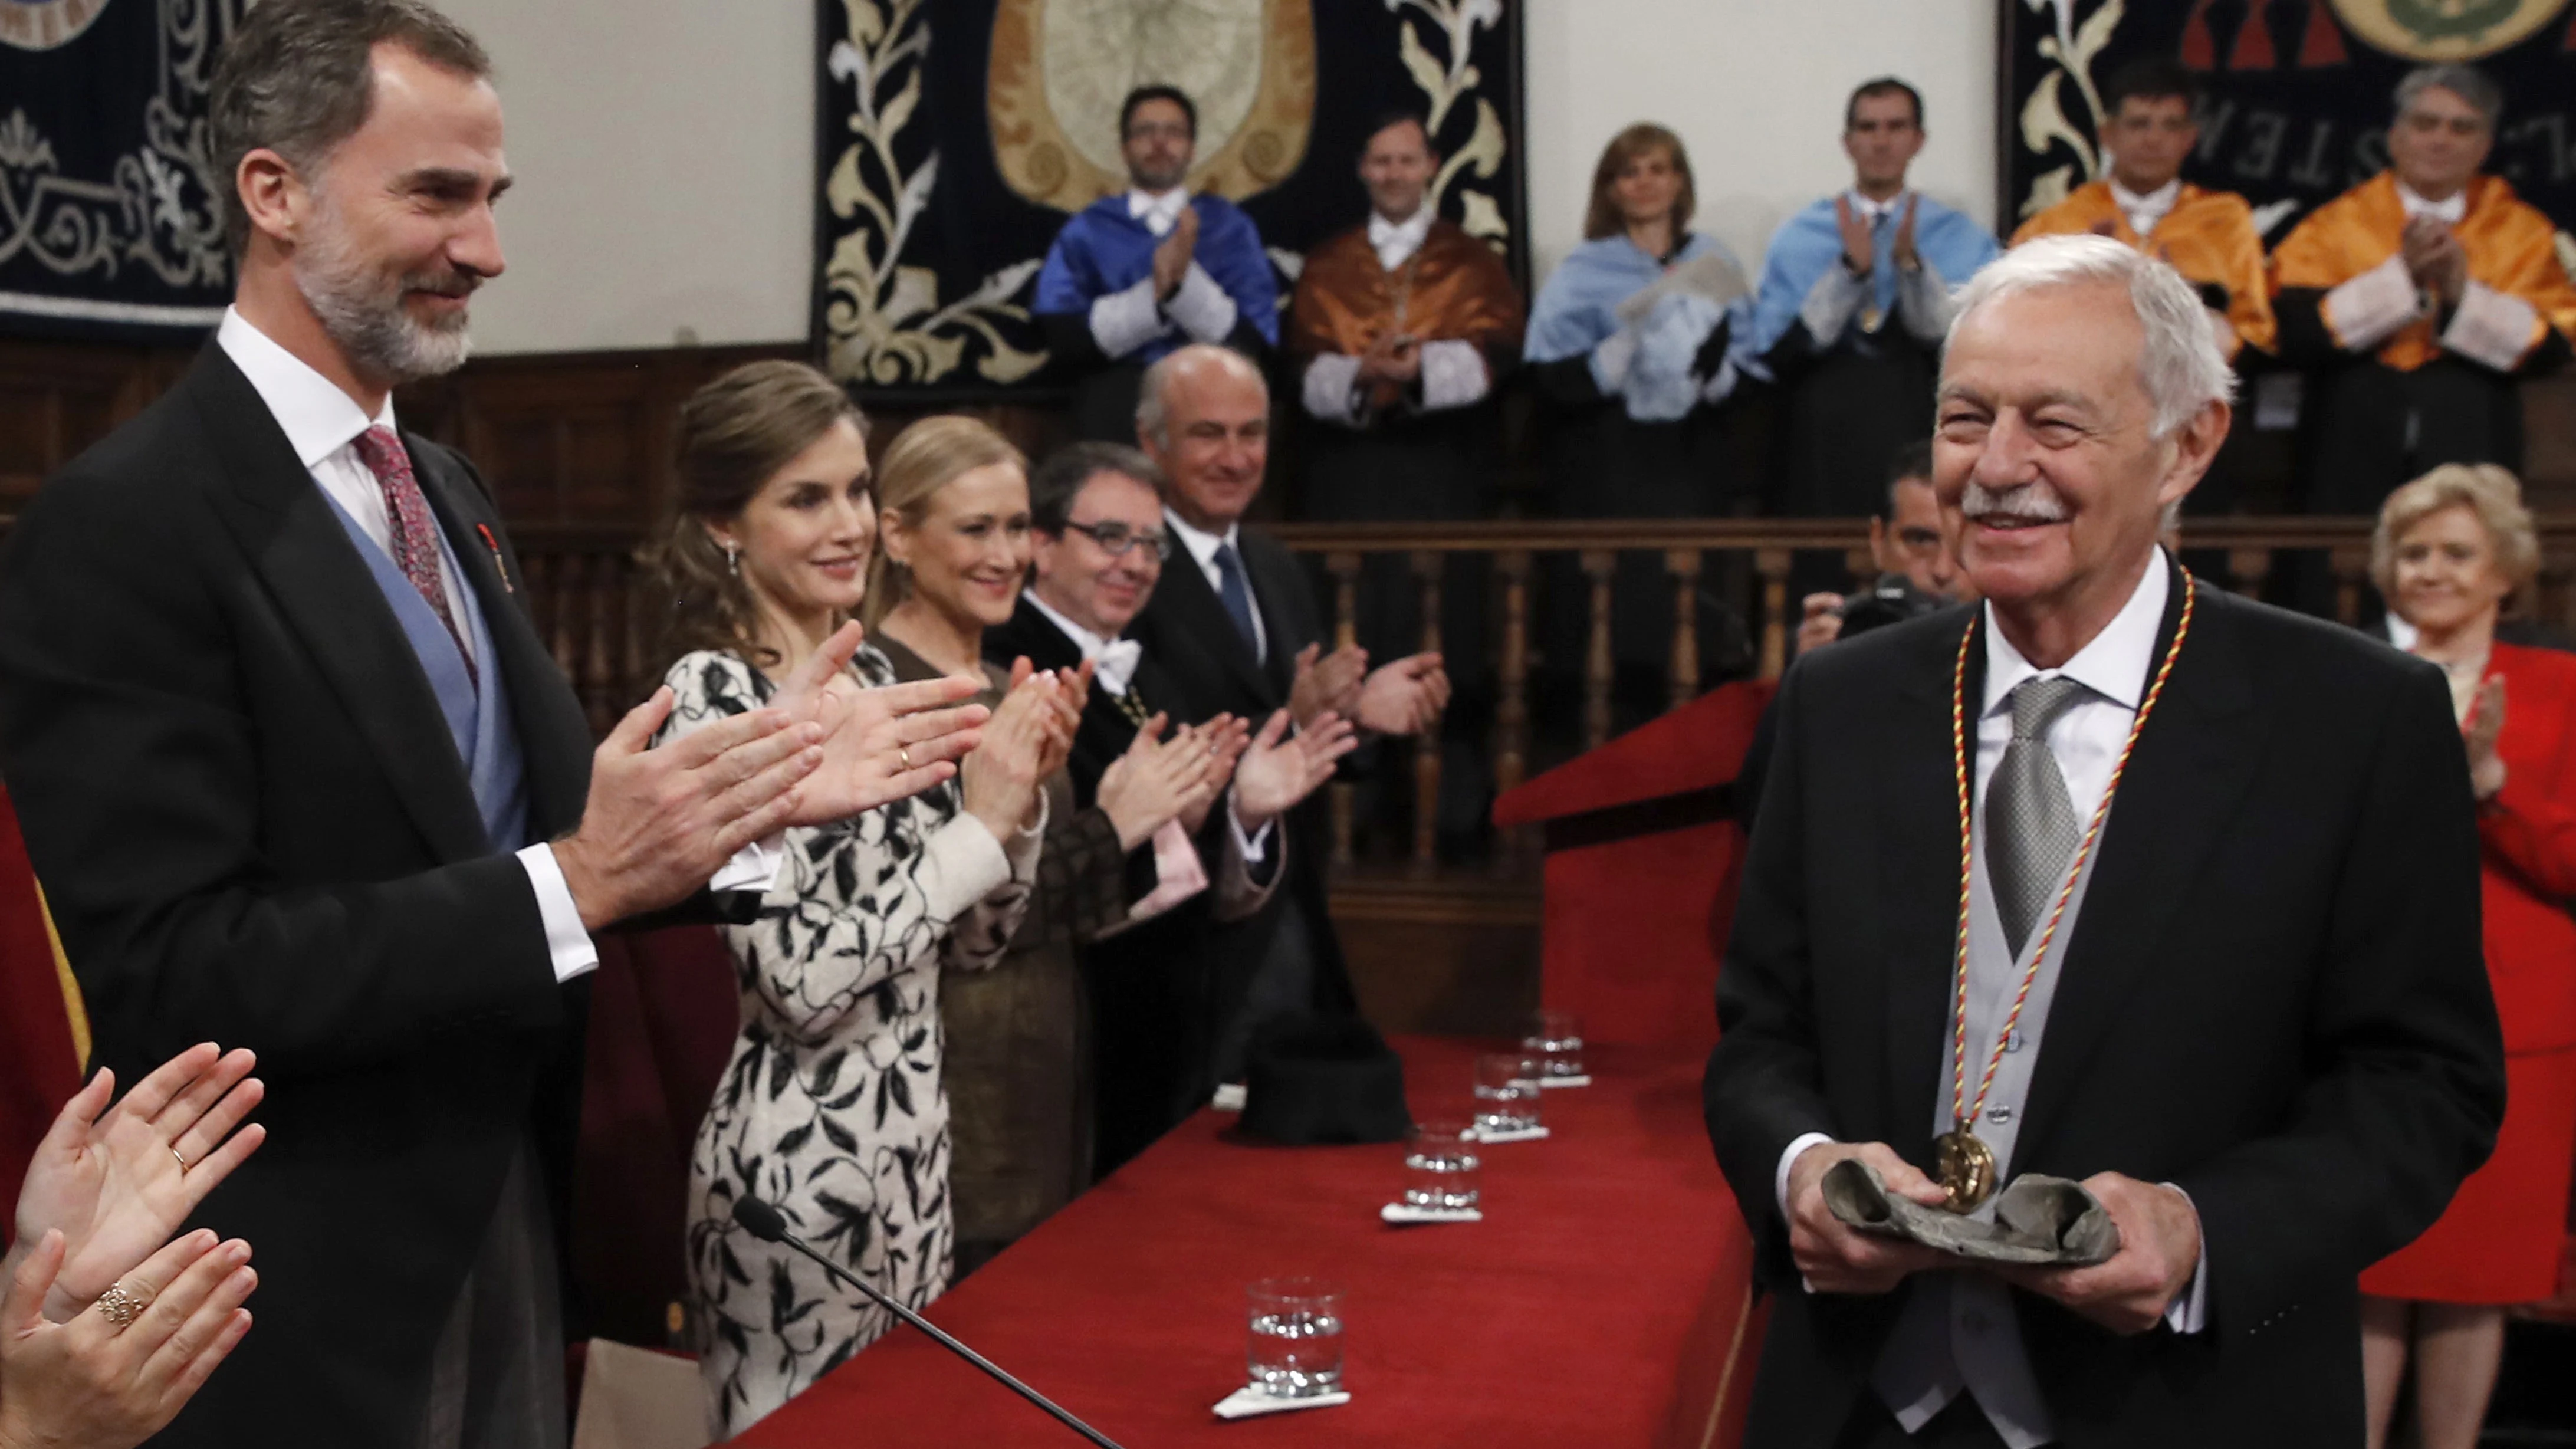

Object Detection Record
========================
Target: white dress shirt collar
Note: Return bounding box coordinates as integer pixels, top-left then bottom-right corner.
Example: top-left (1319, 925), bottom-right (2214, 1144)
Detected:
top-left (1982, 547), bottom-right (2171, 718)
top-left (1024, 590), bottom-right (1142, 696)
top-left (1846, 189), bottom-right (1908, 226)
top-left (1368, 208), bottom-right (1433, 272)
top-left (216, 306), bottom-right (393, 465)
top-left (2397, 180), bottom-right (2469, 226)
top-left (1128, 186), bottom-right (1191, 238)
top-left (2108, 178), bottom-right (2181, 236)
top-left (1164, 506), bottom-right (1240, 571)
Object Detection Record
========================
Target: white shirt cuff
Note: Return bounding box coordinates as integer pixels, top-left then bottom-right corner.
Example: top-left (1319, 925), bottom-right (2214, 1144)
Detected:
top-left (516, 843), bottom-right (600, 983)
top-left (1776, 1132), bottom-right (1836, 1220)
top-left (1895, 259), bottom-right (1953, 341)
top-left (1800, 263), bottom-right (1871, 345)
top-left (1588, 327), bottom-right (1639, 393)
top-left (2159, 1182), bottom-right (2211, 1333)
top-left (2442, 279), bottom-right (2542, 371)
top-left (1301, 353), bottom-right (1366, 425)
top-left (1089, 276), bottom-right (1167, 359)
top-left (708, 834), bottom-right (786, 893)
top-left (1165, 262), bottom-right (1239, 343)
top-left (1417, 339), bottom-right (1490, 410)
top-left (1228, 801), bottom-right (1276, 865)
top-left (2321, 254), bottom-right (2424, 353)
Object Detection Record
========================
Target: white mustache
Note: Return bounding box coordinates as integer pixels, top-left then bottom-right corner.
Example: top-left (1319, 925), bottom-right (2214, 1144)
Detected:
top-left (1960, 480), bottom-right (2070, 523)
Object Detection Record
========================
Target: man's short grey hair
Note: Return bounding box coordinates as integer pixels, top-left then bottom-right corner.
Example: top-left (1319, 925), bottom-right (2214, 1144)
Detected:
top-left (1135, 344), bottom-right (1266, 448)
top-left (2395, 64), bottom-right (2501, 130)
top-left (211, 0), bottom-right (492, 255)
top-left (1946, 234), bottom-right (2235, 441)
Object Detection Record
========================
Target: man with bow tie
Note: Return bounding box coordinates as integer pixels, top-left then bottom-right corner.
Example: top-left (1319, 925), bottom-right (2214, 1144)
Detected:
top-left (1286, 109), bottom-right (1523, 844)
top-left (1746, 77), bottom-right (2000, 528)
top-left (1034, 84), bottom-right (1281, 440)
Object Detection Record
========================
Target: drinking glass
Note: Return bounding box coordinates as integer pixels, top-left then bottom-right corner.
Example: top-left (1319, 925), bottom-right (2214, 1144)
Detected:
top-left (1471, 1053), bottom-right (1542, 1136)
top-left (1246, 1277), bottom-right (1344, 1398)
top-left (1401, 1121), bottom-right (1481, 1210)
top-left (1522, 1010), bottom-right (1586, 1081)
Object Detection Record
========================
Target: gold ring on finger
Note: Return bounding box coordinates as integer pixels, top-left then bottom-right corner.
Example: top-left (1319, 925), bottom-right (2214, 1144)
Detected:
top-left (899, 746), bottom-right (913, 770)
top-left (96, 1280), bottom-right (150, 1330)
top-left (172, 1145), bottom-right (189, 1172)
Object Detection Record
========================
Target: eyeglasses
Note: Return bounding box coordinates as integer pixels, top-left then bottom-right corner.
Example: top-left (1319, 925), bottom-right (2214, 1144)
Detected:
top-left (1063, 520), bottom-right (1171, 561)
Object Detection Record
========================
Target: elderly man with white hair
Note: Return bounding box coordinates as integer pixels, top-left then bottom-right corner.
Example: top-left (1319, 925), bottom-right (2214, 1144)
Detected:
top-left (1704, 234), bottom-right (2504, 1447)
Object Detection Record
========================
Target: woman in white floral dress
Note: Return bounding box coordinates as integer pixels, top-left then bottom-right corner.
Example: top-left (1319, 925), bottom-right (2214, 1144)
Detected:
top-left (645, 362), bottom-right (1075, 1435)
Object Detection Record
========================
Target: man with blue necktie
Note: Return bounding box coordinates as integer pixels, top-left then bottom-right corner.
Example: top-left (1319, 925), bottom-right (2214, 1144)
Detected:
top-left (1033, 85), bottom-right (1280, 441)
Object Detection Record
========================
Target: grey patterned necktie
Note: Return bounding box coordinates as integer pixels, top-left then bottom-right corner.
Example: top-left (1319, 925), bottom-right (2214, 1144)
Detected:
top-left (1989, 676), bottom-right (2092, 958)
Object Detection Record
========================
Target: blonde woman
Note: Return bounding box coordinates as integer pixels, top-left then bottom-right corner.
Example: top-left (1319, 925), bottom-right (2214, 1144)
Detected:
top-left (646, 363), bottom-right (1073, 1434)
top-left (864, 417), bottom-right (1352, 1268)
top-left (2361, 464), bottom-right (2576, 1449)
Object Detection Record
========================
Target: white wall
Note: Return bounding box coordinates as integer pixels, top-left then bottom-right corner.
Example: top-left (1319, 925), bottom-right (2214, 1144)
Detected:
top-left (439, 1), bottom-right (1997, 356)
top-left (439, 0), bottom-right (815, 355)
top-left (1523, 0), bottom-right (1999, 283)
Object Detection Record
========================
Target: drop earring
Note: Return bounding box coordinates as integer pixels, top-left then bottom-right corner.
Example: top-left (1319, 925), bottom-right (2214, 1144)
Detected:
top-left (723, 541), bottom-right (740, 576)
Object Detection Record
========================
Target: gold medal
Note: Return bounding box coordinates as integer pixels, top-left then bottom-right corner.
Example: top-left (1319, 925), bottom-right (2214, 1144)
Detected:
top-left (1933, 1125), bottom-right (1997, 1211)
top-left (1934, 573), bottom-right (2196, 1212)
top-left (1860, 305), bottom-right (1884, 334)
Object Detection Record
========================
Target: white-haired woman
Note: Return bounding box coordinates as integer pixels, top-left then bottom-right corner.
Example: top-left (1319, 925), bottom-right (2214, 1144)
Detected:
top-left (2358, 464), bottom-right (2576, 1449)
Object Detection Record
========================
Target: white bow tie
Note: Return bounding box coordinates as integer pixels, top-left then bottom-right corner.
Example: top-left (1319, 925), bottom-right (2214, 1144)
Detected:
top-left (1091, 638), bottom-right (1144, 695)
top-left (1129, 189), bottom-right (1188, 238)
top-left (1369, 211), bottom-right (1431, 271)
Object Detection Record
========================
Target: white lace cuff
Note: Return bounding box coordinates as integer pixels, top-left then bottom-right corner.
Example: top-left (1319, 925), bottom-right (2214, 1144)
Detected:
top-left (1589, 327), bottom-right (1639, 393)
top-left (1417, 339), bottom-right (1490, 410)
top-left (2442, 280), bottom-right (2542, 371)
top-left (1895, 259), bottom-right (1953, 342)
top-left (1302, 353), bottom-right (1365, 425)
top-left (1165, 262), bottom-right (1239, 343)
top-left (2321, 254), bottom-right (2424, 353)
top-left (1800, 263), bottom-right (1871, 346)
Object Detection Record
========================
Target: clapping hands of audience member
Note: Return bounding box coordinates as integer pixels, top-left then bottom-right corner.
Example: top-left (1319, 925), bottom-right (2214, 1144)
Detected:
top-left (2401, 214), bottom-right (2469, 305)
top-left (1151, 206), bottom-right (1200, 300)
top-left (959, 667), bottom-right (1079, 841)
top-left (771, 621), bottom-right (993, 823)
top-left (1796, 592), bottom-right (1846, 656)
top-left (1288, 642), bottom-right (1369, 730)
top-left (1172, 715), bottom-right (1255, 835)
top-left (2465, 675), bottom-right (2508, 800)
top-left (1231, 710), bottom-right (1360, 829)
top-left (0, 1228), bottom-right (256, 1449)
top-left (0, 1044), bottom-right (271, 1449)
top-left (1096, 715), bottom-right (1221, 851)
top-left (11, 1046), bottom-right (265, 1323)
top-left (1352, 652), bottom-right (1451, 736)
top-left (1891, 194), bottom-right (1922, 272)
top-left (1834, 195), bottom-right (1874, 274)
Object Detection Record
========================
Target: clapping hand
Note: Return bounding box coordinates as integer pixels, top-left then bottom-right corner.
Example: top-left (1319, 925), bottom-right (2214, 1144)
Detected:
top-left (1834, 195), bottom-right (1874, 274)
top-left (1795, 593), bottom-right (1845, 656)
top-left (771, 621), bottom-right (991, 825)
top-left (958, 668), bottom-right (1075, 841)
top-left (2401, 215), bottom-right (2469, 305)
top-left (13, 1046), bottom-right (265, 1323)
top-left (0, 1228), bottom-right (257, 1449)
top-left (2465, 675), bottom-right (2508, 800)
top-left (1095, 714), bottom-right (1218, 851)
top-left (1232, 709), bottom-right (1360, 829)
top-left (1173, 714), bottom-right (1253, 835)
top-left (1892, 194), bottom-right (1921, 272)
top-left (1288, 642), bottom-right (1369, 730)
top-left (1152, 205), bottom-right (1200, 300)
top-left (1352, 652), bottom-right (1451, 736)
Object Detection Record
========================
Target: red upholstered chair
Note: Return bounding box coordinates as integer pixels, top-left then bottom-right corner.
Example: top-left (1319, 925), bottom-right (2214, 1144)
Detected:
top-left (571, 926), bottom-right (741, 1349)
top-left (1491, 680), bottom-right (1773, 1054)
top-left (0, 782), bottom-right (83, 1231)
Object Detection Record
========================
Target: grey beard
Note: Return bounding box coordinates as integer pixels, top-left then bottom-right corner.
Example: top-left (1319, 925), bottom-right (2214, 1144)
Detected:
top-left (293, 225), bottom-right (475, 386)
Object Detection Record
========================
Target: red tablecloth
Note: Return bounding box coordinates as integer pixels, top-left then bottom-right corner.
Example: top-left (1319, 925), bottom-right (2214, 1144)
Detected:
top-left (726, 1037), bottom-right (1760, 1448)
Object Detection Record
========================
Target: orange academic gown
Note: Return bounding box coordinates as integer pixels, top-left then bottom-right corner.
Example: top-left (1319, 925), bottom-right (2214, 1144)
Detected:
top-left (2012, 179), bottom-right (2276, 356)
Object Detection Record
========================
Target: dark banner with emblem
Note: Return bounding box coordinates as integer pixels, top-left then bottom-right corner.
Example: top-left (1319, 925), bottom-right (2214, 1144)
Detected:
top-left (2003, 0), bottom-right (2576, 247)
top-left (813, 0), bottom-right (1528, 397)
top-left (1, 0), bottom-right (241, 340)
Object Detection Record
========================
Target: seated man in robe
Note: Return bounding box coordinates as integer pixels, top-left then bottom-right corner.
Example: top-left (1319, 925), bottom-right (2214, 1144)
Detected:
top-left (2013, 57), bottom-right (2274, 513)
top-left (2272, 63), bottom-right (2576, 515)
top-left (1748, 77), bottom-right (2000, 524)
top-left (1286, 107), bottom-right (1524, 847)
top-left (1033, 84), bottom-right (1279, 441)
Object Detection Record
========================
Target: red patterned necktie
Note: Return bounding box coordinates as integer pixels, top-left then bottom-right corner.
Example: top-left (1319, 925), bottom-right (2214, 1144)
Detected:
top-left (350, 425), bottom-right (475, 688)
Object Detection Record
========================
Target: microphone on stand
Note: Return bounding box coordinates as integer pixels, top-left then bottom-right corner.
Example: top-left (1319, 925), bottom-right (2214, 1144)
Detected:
top-left (729, 1195), bottom-right (1125, 1449)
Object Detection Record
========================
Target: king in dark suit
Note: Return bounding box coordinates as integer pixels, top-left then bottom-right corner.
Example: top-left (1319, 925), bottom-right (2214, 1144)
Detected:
top-left (0, 6), bottom-right (979, 1444)
top-left (1703, 235), bottom-right (2505, 1447)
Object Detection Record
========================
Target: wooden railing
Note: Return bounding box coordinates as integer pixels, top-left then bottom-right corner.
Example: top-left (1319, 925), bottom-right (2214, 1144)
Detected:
top-left (498, 515), bottom-right (2576, 870)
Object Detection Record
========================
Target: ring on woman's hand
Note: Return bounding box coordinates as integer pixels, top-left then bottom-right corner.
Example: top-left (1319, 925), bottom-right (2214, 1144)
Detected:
top-left (95, 1280), bottom-right (150, 1329)
top-left (172, 1145), bottom-right (189, 1172)
top-left (899, 745), bottom-right (913, 770)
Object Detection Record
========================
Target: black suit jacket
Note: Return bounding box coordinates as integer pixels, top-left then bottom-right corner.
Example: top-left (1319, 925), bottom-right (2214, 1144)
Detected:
top-left (1702, 564), bottom-right (2505, 1447)
top-left (0, 344), bottom-right (598, 1446)
top-left (1126, 525), bottom-right (1356, 1025)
